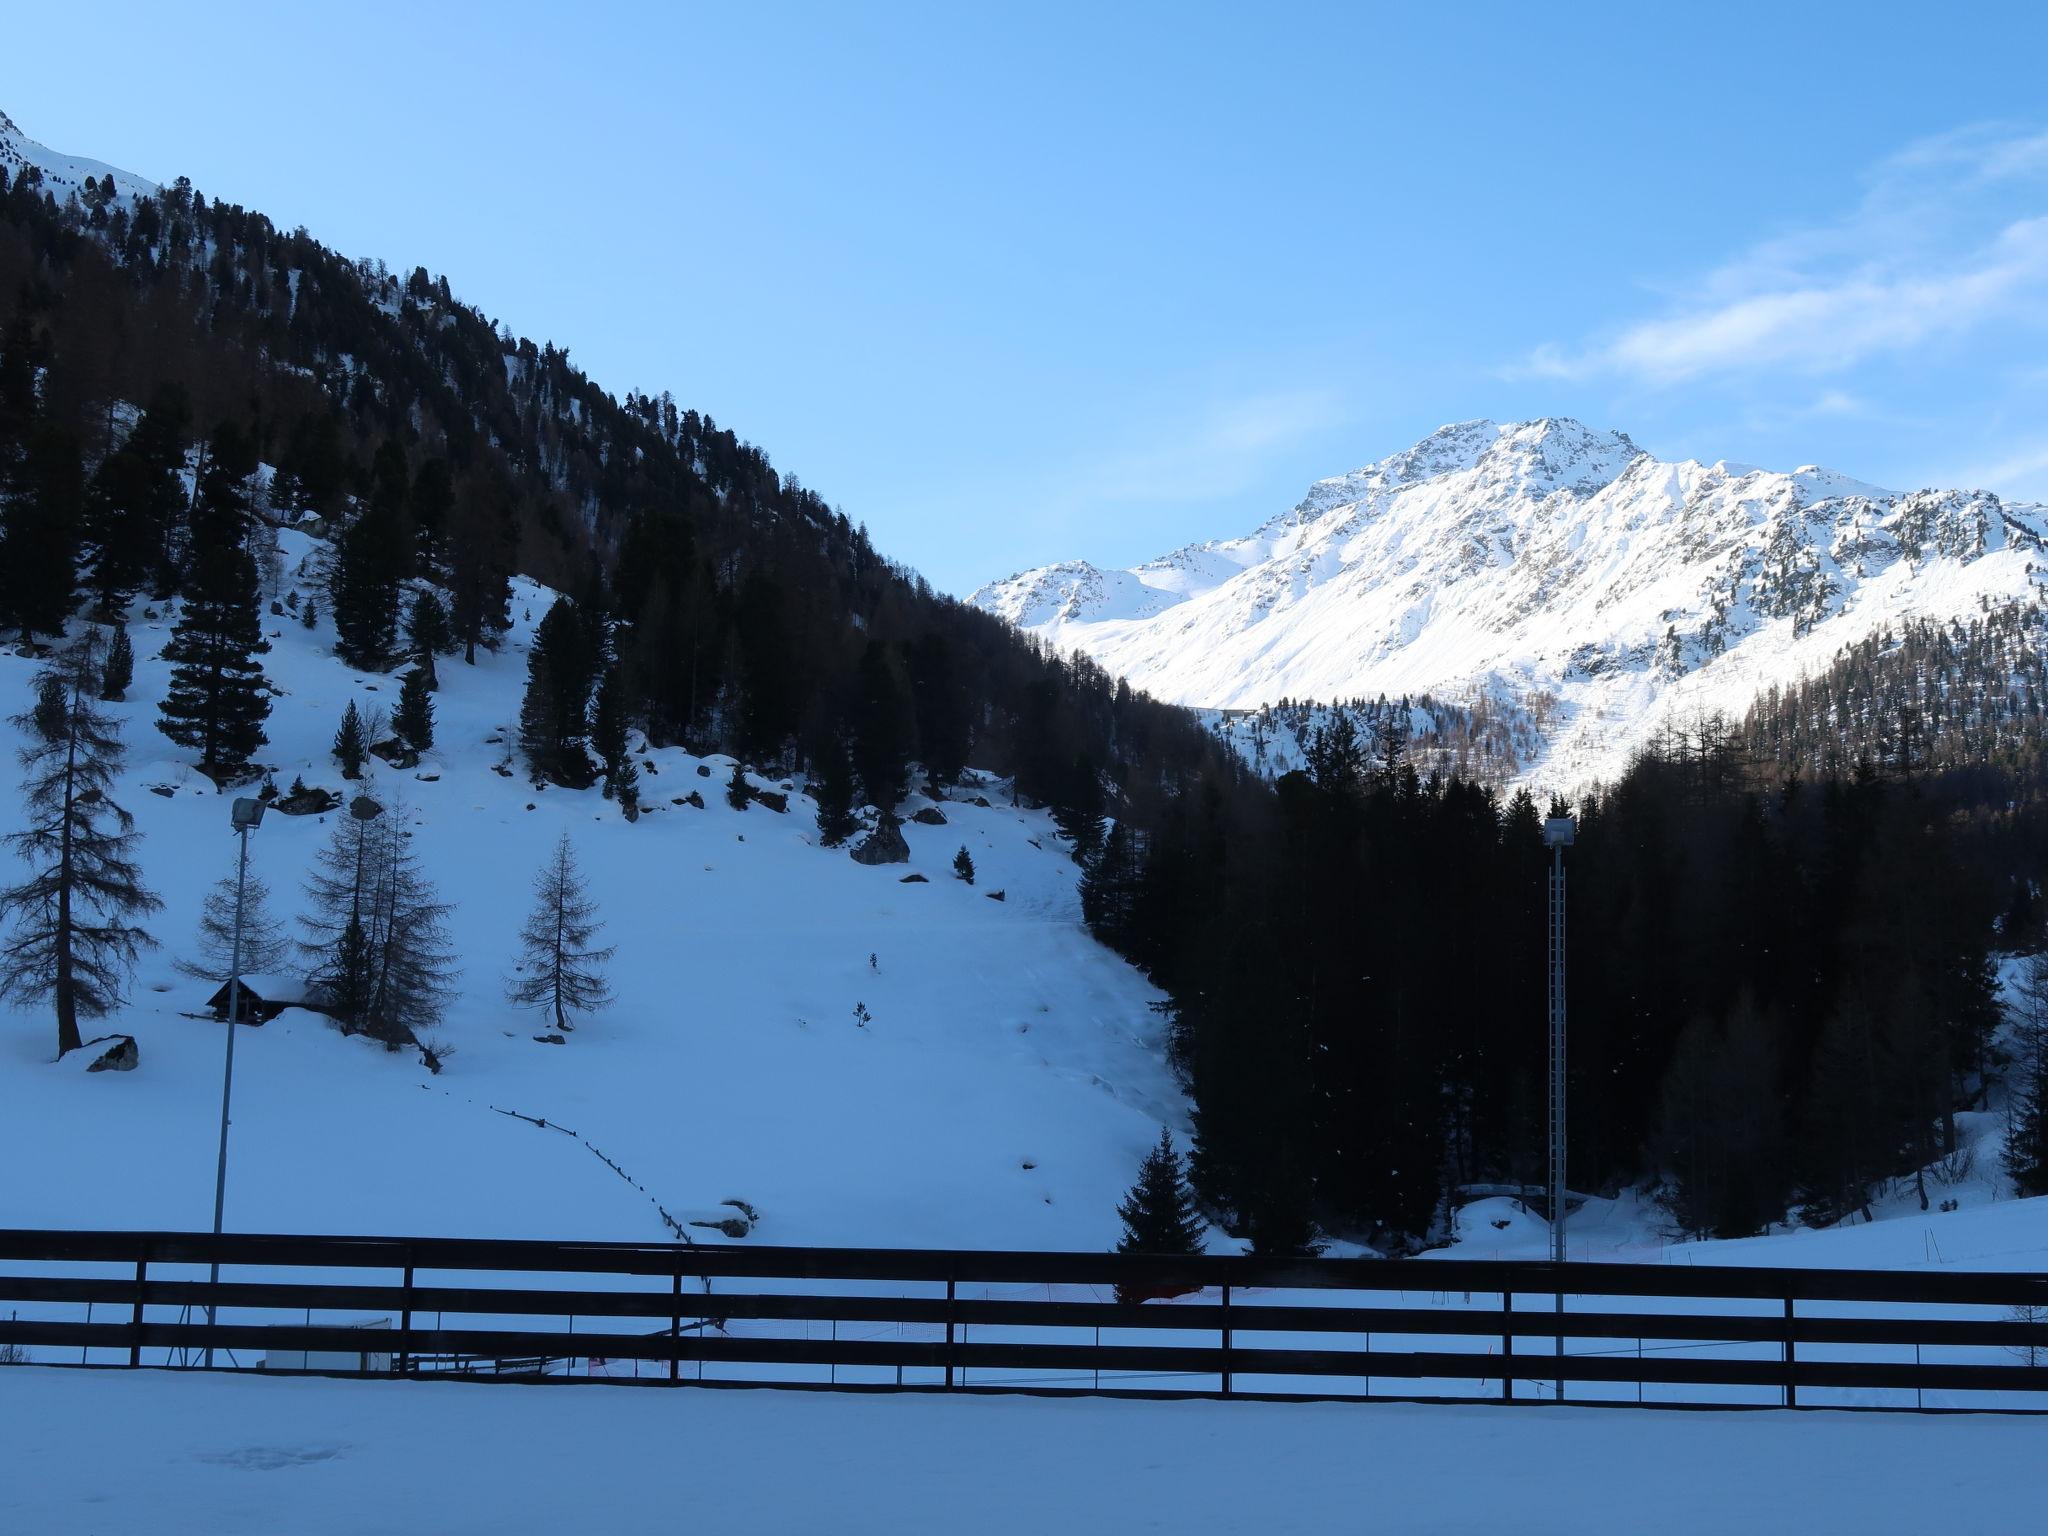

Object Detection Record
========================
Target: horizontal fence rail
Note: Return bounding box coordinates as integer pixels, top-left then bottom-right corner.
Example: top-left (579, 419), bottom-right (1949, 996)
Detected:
top-left (1, 1229), bottom-right (2044, 1411)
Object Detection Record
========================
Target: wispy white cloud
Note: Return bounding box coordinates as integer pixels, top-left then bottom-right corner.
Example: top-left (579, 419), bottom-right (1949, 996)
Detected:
top-left (1510, 126), bottom-right (2048, 385)
top-left (1083, 387), bottom-right (1344, 506)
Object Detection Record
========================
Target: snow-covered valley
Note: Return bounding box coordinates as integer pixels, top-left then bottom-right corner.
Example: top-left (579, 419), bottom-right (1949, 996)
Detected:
top-left (973, 418), bottom-right (2048, 788)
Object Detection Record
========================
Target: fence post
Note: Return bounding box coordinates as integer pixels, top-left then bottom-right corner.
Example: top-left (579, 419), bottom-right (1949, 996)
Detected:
top-left (1501, 1288), bottom-right (1513, 1403)
top-left (396, 1247), bottom-right (415, 1377)
top-left (670, 1263), bottom-right (683, 1385)
top-left (944, 1268), bottom-right (957, 1390)
top-left (1220, 1281), bottom-right (1233, 1396)
top-left (1783, 1291), bottom-right (1797, 1409)
top-left (128, 1246), bottom-right (147, 1369)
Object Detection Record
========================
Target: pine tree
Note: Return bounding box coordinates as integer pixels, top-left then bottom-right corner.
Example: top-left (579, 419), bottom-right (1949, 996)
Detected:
top-left (393, 666), bottom-right (435, 756)
top-left (589, 667), bottom-right (639, 816)
top-left (953, 846), bottom-right (975, 884)
top-left (81, 385), bottom-right (187, 608)
top-left (811, 735), bottom-right (859, 846)
top-left (98, 623), bottom-right (133, 702)
top-left (517, 597), bottom-right (598, 786)
top-left (507, 833), bottom-right (615, 1034)
top-left (1050, 752), bottom-right (1105, 864)
top-left (333, 700), bottom-right (368, 779)
top-left (407, 589), bottom-right (454, 661)
top-left (300, 803), bottom-right (455, 1045)
top-left (0, 422), bottom-right (83, 645)
top-left (852, 639), bottom-right (915, 815)
top-left (1115, 1130), bottom-right (1207, 1255)
top-left (329, 443), bottom-right (409, 668)
top-left (173, 869), bottom-right (289, 984)
top-left (726, 761), bottom-right (750, 809)
top-left (2006, 948), bottom-right (2048, 1198)
top-left (0, 635), bottom-right (161, 1055)
top-left (156, 460), bottom-right (271, 778)
top-left (447, 471), bottom-right (516, 664)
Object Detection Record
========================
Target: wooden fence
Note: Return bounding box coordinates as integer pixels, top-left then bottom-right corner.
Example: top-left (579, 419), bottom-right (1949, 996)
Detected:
top-left (2, 1229), bottom-right (2045, 1410)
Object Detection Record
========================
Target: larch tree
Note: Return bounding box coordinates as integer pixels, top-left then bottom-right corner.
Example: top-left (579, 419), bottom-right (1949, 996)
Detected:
top-left (300, 803), bottom-right (456, 1046)
top-left (173, 869), bottom-right (290, 985)
top-left (0, 634), bottom-right (162, 1055)
top-left (507, 832), bottom-right (615, 1035)
top-left (2006, 945), bottom-right (2048, 1199)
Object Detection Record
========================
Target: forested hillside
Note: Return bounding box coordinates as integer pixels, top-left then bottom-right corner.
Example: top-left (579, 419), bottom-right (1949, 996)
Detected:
top-left (4, 133), bottom-right (2045, 1259)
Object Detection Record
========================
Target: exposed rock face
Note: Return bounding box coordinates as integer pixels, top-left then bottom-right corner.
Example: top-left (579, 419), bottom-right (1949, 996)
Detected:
top-left (850, 817), bottom-right (909, 866)
top-left (910, 806), bottom-right (947, 826)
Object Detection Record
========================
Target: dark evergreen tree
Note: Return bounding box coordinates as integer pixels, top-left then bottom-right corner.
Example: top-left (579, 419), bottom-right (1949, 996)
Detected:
top-left (852, 639), bottom-right (914, 815)
top-left (953, 846), bottom-right (975, 884)
top-left (406, 589), bottom-right (454, 662)
top-left (0, 422), bottom-right (83, 644)
top-left (1050, 752), bottom-right (1105, 864)
top-left (726, 761), bottom-right (750, 809)
top-left (333, 700), bottom-right (367, 779)
top-left (82, 385), bottom-right (187, 608)
top-left (393, 666), bottom-right (435, 755)
top-left (156, 437), bottom-right (270, 778)
top-left (0, 635), bottom-right (161, 1055)
top-left (517, 597), bottom-right (598, 786)
top-left (447, 471), bottom-right (516, 664)
top-left (1115, 1130), bottom-right (1207, 1256)
top-left (591, 666), bottom-right (637, 814)
top-left (811, 735), bottom-right (858, 845)
top-left (98, 623), bottom-right (133, 702)
top-left (507, 833), bottom-right (615, 1034)
top-left (2006, 947), bottom-right (2048, 1199)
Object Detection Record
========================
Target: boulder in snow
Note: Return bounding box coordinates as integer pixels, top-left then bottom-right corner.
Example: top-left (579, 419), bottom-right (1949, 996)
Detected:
top-left (81, 1034), bottom-right (138, 1072)
top-left (850, 818), bottom-right (909, 866)
top-left (910, 806), bottom-right (947, 826)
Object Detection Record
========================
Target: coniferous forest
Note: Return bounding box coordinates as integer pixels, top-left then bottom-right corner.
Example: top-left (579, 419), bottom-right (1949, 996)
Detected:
top-left (6, 154), bottom-right (2048, 1258)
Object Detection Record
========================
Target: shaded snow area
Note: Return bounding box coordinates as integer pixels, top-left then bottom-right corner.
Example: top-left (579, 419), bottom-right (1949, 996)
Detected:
top-left (0, 533), bottom-right (1183, 1249)
top-left (972, 416), bottom-right (2048, 789)
top-left (1, 1368), bottom-right (2036, 1536)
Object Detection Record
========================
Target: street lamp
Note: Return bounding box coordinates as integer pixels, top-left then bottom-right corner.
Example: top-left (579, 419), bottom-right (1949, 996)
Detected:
top-left (1542, 814), bottom-right (1574, 1267)
top-left (205, 795), bottom-right (266, 1368)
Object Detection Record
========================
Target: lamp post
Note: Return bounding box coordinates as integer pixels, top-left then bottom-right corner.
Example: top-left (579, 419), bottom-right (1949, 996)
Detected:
top-left (1542, 814), bottom-right (1574, 1267)
top-left (205, 795), bottom-right (266, 1368)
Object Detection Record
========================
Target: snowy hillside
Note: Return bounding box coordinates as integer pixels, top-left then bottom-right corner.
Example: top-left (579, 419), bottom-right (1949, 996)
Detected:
top-left (0, 535), bottom-right (1185, 1249)
top-left (973, 418), bottom-right (2048, 788)
top-left (0, 109), bottom-right (156, 206)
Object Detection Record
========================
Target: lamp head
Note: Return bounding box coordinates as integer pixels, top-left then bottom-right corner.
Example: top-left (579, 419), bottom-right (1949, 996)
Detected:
top-left (230, 797), bottom-right (266, 831)
top-left (1543, 816), bottom-right (1576, 848)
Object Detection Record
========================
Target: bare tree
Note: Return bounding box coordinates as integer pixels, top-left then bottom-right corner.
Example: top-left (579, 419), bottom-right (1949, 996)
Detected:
top-left (0, 633), bottom-right (161, 1055)
top-left (300, 800), bottom-right (455, 1046)
top-left (173, 869), bottom-right (290, 985)
top-left (507, 832), bottom-right (614, 1034)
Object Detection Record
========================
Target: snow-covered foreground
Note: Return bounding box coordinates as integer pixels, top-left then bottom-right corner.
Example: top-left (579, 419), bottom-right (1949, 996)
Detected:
top-left (1, 1367), bottom-right (2034, 1536)
top-left (0, 534), bottom-right (1182, 1250)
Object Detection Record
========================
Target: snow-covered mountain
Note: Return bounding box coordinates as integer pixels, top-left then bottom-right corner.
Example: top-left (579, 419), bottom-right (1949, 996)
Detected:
top-left (0, 109), bottom-right (156, 204)
top-left (972, 418), bottom-right (2048, 787)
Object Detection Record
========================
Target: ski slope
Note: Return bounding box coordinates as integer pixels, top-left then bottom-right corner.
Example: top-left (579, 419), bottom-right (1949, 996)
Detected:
top-left (0, 532), bottom-right (1185, 1251)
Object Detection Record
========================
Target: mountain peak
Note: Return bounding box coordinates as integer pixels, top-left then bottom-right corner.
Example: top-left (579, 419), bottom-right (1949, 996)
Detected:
top-left (972, 419), bottom-right (2048, 787)
top-left (0, 107), bottom-right (157, 204)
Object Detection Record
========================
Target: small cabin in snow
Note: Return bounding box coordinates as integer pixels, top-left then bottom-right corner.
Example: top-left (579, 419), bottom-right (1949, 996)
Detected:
top-left (205, 974), bottom-right (332, 1024)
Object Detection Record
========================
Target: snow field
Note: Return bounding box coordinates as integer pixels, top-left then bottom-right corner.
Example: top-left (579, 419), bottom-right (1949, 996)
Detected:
top-left (0, 533), bottom-right (1184, 1250)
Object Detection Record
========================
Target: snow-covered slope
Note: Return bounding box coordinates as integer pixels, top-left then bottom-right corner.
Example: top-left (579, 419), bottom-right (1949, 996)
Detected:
top-left (0, 534), bottom-right (1184, 1249)
top-left (973, 418), bottom-right (2048, 787)
top-left (0, 109), bottom-right (156, 204)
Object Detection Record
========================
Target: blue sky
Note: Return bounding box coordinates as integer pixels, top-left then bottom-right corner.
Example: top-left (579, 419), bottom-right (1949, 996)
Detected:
top-left (10, 2), bottom-right (2048, 594)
